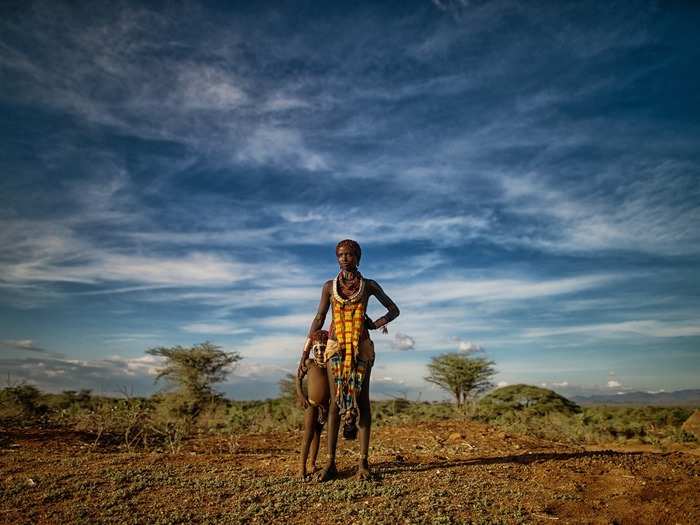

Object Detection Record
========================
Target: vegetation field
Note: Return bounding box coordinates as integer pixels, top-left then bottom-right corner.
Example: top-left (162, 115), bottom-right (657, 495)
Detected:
top-left (1, 385), bottom-right (699, 524)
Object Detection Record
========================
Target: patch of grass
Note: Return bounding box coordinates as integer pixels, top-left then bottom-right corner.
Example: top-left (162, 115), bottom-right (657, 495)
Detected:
top-left (477, 405), bottom-right (698, 445)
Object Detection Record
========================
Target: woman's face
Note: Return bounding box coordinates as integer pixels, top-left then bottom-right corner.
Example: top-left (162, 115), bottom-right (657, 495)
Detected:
top-left (336, 245), bottom-right (358, 272)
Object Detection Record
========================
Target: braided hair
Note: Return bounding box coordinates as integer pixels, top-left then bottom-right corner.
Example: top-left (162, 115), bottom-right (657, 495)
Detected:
top-left (335, 239), bottom-right (361, 263)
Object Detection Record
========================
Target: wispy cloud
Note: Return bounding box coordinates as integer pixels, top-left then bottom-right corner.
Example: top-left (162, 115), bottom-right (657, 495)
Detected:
top-left (0, 355), bottom-right (160, 395)
top-left (180, 323), bottom-right (251, 336)
top-left (237, 126), bottom-right (327, 171)
top-left (396, 274), bottom-right (620, 307)
top-left (498, 167), bottom-right (700, 255)
top-left (522, 320), bottom-right (700, 339)
top-left (3, 252), bottom-right (250, 286)
top-left (1, 340), bottom-right (48, 353)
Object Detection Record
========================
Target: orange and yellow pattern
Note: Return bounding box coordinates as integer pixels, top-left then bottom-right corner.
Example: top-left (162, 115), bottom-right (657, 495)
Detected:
top-left (332, 297), bottom-right (365, 380)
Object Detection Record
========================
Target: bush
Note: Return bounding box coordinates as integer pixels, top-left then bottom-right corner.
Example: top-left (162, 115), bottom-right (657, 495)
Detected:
top-left (226, 398), bottom-right (304, 433)
top-left (146, 342), bottom-right (241, 416)
top-left (70, 397), bottom-right (154, 450)
top-left (473, 385), bottom-right (697, 445)
top-left (53, 389), bottom-right (95, 410)
top-left (373, 400), bottom-right (462, 425)
top-left (425, 353), bottom-right (495, 406)
top-left (476, 384), bottom-right (581, 419)
top-left (0, 384), bottom-right (47, 422)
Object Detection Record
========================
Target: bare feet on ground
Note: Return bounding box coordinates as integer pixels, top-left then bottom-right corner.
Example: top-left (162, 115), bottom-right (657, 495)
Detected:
top-left (355, 458), bottom-right (371, 481)
top-left (316, 462), bottom-right (337, 482)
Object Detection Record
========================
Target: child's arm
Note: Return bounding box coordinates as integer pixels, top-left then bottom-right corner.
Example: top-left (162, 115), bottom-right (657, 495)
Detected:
top-left (296, 356), bottom-right (310, 409)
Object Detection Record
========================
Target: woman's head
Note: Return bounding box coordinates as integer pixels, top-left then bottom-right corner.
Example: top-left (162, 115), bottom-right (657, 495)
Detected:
top-left (336, 239), bottom-right (361, 271)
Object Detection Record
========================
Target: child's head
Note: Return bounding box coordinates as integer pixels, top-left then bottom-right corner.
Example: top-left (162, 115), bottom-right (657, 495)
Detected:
top-left (310, 329), bottom-right (329, 365)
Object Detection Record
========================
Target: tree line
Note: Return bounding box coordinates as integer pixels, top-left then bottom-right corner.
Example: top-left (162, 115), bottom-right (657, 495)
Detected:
top-left (144, 342), bottom-right (496, 407)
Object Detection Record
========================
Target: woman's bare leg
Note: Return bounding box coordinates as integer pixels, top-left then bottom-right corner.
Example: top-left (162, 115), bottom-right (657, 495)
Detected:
top-left (356, 364), bottom-right (372, 480)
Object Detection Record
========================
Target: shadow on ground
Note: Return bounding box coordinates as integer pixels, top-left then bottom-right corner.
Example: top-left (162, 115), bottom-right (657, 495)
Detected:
top-left (373, 450), bottom-right (648, 476)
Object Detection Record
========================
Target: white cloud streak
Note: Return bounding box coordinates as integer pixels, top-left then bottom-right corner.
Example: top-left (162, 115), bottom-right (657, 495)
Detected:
top-left (523, 320), bottom-right (700, 339)
top-left (396, 274), bottom-right (618, 307)
top-left (180, 323), bottom-right (252, 336)
top-left (0, 340), bottom-right (49, 353)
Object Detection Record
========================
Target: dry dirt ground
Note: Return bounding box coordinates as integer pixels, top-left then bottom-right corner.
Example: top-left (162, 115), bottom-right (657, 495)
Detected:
top-left (1, 420), bottom-right (699, 524)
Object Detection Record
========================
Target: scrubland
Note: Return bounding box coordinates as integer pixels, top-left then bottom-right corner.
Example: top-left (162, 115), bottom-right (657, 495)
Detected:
top-left (1, 385), bottom-right (699, 524)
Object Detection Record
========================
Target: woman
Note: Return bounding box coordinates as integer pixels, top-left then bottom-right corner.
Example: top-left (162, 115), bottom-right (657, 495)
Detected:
top-left (297, 239), bottom-right (400, 481)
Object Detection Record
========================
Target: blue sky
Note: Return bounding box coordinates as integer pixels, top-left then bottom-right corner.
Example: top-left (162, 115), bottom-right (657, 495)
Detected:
top-left (1, 0), bottom-right (699, 400)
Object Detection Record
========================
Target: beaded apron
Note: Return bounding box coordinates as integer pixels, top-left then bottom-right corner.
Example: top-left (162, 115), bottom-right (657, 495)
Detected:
top-left (330, 274), bottom-right (368, 422)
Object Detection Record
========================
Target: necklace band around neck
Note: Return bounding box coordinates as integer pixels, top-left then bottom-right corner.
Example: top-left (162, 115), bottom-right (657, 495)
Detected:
top-left (333, 272), bottom-right (364, 304)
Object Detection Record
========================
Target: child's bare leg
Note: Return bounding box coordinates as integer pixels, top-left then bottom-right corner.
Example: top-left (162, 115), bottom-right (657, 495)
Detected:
top-left (299, 406), bottom-right (318, 480)
top-left (356, 365), bottom-right (372, 480)
top-left (318, 367), bottom-right (339, 481)
top-left (309, 421), bottom-right (322, 471)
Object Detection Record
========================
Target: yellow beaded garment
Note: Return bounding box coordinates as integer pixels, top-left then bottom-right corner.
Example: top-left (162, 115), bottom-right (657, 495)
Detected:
top-left (332, 275), bottom-right (365, 377)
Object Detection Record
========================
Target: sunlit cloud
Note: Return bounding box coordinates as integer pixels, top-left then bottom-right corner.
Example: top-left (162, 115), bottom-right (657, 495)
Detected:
top-left (456, 340), bottom-right (483, 353)
top-left (392, 333), bottom-right (416, 351)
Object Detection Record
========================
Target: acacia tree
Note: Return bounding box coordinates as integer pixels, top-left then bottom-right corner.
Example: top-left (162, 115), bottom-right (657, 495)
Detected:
top-left (277, 372), bottom-right (299, 401)
top-left (146, 341), bottom-right (242, 404)
top-left (424, 353), bottom-right (495, 406)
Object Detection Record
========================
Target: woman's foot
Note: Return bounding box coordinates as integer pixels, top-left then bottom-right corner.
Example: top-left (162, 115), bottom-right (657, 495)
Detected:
top-left (355, 458), bottom-right (371, 481)
top-left (316, 462), bottom-right (337, 482)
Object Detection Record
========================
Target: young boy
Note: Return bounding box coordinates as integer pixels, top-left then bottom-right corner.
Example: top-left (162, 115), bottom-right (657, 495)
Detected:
top-left (296, 329), bottom-right (330, 480)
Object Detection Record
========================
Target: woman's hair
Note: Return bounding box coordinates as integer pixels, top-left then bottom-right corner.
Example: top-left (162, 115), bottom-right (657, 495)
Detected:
top-left (335, 239), bottom-right (361, 263)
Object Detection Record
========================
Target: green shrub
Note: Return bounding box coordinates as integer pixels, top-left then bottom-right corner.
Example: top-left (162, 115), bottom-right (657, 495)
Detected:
top-left (0, 384), bottom-right (47, 422)
top-left (50, 389), bottom-right (96, 410)
top-left (226, 398), bottom-right (304, 433)
top-left (70, 397), bottom-right (153, 449)
top-left (476, 384), bottom-right (581, 419)
top-left (373, 400), bottom-right (463, 425)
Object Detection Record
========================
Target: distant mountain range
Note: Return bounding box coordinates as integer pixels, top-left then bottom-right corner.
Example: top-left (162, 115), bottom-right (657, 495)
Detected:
top-left (571, 389), bottom-right (700, 406)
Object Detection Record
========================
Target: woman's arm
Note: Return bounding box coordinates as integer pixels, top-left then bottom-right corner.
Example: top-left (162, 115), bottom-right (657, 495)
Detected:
top-left (308, 280), bottom-right (332, 335)
top-left (366, 280), bottom-right (400, 330)
top-left (297, 281), bottom-right (332, 379)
